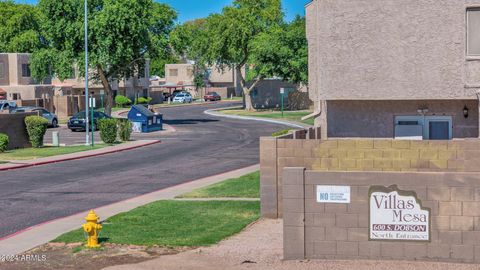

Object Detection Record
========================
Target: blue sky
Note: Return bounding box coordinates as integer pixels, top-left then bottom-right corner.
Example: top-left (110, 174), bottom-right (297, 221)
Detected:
top-left (16, 0), bottom-right (307, 22)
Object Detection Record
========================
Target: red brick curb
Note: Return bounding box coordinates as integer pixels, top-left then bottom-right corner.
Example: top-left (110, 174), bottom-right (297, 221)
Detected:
top-left (0, 140), bottom-right (161, 172)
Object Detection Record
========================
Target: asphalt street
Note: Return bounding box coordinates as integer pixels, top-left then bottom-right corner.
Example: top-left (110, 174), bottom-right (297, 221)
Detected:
top-left (0, 102), bottom-right (286, 238)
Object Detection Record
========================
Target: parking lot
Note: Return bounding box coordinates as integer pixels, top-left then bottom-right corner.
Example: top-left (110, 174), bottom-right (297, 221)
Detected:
top-left (43, 125), bottom-right (167, 146)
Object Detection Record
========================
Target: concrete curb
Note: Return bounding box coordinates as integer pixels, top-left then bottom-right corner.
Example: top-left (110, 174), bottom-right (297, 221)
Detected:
top-left (0, 164), bottom-right (260, 256)
top-left (204, 107), bottom-right (310, 129)
top-left (0, 140), bottom-right (161, 172)
top-left (115, 101), bottom-right (239, 118)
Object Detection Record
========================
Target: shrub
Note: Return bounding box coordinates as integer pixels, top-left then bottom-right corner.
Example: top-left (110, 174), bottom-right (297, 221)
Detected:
top-left (0, 133), bottom-right (8, 152)
top-left (117, 119), bottom-right (132, 142)
top-left (98, 118), bottom-right (118, 144)
top-left (136, 97), bottom-right (153, 104)
top-left (115, 95), bottom-right (132, 107)
top-left (24, 116), bottom-right (48, 148)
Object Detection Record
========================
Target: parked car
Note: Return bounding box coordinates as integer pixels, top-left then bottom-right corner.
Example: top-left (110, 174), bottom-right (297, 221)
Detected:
top-left (172, 92), bottom-right (193, 103)
top-left (67, 110), bottom-right (111, 132)
top-left (163, 90), bottom-right (188, 101)
top-left (204, 92), bottom-right (222, 102)
top-left (13, 107), bottom-right (58, 127)
top-left (0, 100), bottom-right (17, 113)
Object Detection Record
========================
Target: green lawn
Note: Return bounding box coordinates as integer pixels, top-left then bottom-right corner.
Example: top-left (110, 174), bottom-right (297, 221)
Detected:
top-left (272, 129), bottom-right (292, 137)
top-left (220, 109), bottom-right (314, 126)
top-left (221, 97), bottom-right (243, 101)
top-left (178, 171), bottom-right (260, 198)
top-left (0, 145), bottom-right (107, 161)
top-left (53, 200), bottom-right (259, 247)
top-left (112, 106), bottom-right (130, 112)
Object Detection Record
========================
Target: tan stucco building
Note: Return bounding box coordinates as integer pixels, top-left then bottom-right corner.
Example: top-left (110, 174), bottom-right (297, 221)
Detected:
top-left (306, 0), bottom-right (480, 140)
top-left (164, 63), bottom-right (243, 96)
top-left (0, 53), bottom-right (151, 102)
top-left (0, 53), bottom-right (54, 100)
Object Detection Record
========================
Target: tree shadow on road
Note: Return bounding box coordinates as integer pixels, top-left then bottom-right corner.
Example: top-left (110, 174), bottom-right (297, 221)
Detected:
top-left (163, 119), bottom-right (219, 125)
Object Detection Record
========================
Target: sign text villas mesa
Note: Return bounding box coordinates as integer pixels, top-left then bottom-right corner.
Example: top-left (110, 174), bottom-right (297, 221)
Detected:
top-left (369, 185), bottom-right (430, 242)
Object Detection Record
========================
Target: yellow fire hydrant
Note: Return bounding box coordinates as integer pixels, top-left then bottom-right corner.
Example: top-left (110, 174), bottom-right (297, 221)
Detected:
top-left (82, 210), bottom-right (102, 248)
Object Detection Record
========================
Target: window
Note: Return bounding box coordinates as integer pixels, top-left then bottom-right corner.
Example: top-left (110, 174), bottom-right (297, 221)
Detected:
top-left (467, 9), bottom-right (480, 56)
top-left (21, 64), bottom-right (31, 77)
top-left (187, 69), bottom-right (193, 77)
top-left (0, 63), bottom-right (4, 79)
top-left (169, 69), bottom-right (178, 77)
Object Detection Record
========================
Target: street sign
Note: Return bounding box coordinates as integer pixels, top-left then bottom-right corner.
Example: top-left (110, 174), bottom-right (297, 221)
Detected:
top-left (280, 88), bottom-right (285, 117)
top-left (89, 97), bottom-right (96, 108)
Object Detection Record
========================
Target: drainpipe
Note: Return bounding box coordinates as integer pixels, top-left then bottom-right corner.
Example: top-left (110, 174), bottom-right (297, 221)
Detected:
top-left (301, 101), bottom-right (322, 121)
top-left (477, 92), bottom-right (480, 138)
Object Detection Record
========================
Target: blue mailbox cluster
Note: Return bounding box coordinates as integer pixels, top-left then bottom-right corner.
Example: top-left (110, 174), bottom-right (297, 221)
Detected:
top-left (127, 105), bottom-right (163, 133)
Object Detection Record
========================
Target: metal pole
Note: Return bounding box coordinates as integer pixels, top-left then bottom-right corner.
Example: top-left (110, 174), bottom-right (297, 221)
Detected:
top-left (84, 0), bottom-right (90, 145)
top-left (91, 98), bottom-right (94, 146)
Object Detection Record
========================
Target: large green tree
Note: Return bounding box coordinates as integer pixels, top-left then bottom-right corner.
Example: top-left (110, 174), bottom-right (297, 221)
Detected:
top-left (170, 19), bottom-right (209, 92)
top-left (0, 1), bottom-right (44, 53)
top-left (31, 0), bottom-right (176, 115)
top-left (250, 16), bottom-right (308, 86)
top-left (200, 0), bottom-right (283, 110)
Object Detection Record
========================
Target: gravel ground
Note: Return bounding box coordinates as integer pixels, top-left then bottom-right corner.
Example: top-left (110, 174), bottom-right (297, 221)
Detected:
top-left (105, 219), bottom-right (480, 270)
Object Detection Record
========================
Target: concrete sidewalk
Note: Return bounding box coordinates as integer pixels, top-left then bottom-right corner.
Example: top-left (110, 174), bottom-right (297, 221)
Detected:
top-left (0, 164), bottom-right (259, 256)
top-left (0, 140), bottom-right (160, 171)
top-left (106, 218), bottom-right (480, 270)
top-left (204, 107), bottom-right (311, 129)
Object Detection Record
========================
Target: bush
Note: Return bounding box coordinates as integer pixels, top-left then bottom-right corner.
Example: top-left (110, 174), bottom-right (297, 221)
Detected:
top-left (24, 116), bottom-right (48, 148)
top-left (117, 119), bottom-right (132, 142)
top-left (115, 95), bottom-right (132, 107)
top-left (0, 133), bottom-right (8, 152)
top-left (136, 97), bottom-right (153, 104)
top-left (98, 119), bottom-right (118, 144)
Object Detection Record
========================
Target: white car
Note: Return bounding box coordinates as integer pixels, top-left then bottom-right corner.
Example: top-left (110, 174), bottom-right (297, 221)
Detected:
top-left (173, 93), bottom-right (193, 103)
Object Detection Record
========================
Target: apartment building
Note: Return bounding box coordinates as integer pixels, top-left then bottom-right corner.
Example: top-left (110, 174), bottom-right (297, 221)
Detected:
top-left (0, 53), bottom-right (151, 103)
top-left (0, 53), bottom-right (54, 100)
top-left (164, 63), bottom-right (243, 95)
top-left (306, 0), bottom-right (480, 140)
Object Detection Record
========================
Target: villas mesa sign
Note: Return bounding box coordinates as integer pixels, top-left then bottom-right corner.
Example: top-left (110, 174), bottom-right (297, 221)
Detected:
top-left (369, 185), bottom-right (430, 242)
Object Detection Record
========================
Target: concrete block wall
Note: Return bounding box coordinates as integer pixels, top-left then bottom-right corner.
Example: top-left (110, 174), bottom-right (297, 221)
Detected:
top-left (283, 168), bottom-right (480, 263)
top-left (261, 136), bottom-right (480, 218)
top-left (0, 112), bottom-right (35, 149)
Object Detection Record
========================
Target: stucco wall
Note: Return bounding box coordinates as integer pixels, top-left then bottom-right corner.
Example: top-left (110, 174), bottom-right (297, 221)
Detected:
top-left (165, 64), bottom-right (194, 85)
top-left (0, 54), bottom-right (9, 86)
top-left (307, 0), bottom-right (480, 101)
top-left (0, 112), bottom-right (35, 149)
top-left (326, 100), bottom-right (479, 138)
top-left (15, 53), bottom-right (33, 85)
top-left (308, 0), bottom-right (480, 100)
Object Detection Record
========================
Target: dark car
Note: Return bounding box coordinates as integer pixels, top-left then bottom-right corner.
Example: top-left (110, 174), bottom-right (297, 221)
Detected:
top-left (67, 111), bottom-right (111, 132)
top-left (204, 92), bottom-right (221, 102)
top-left (13, 107), bottom-right (58, 127)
